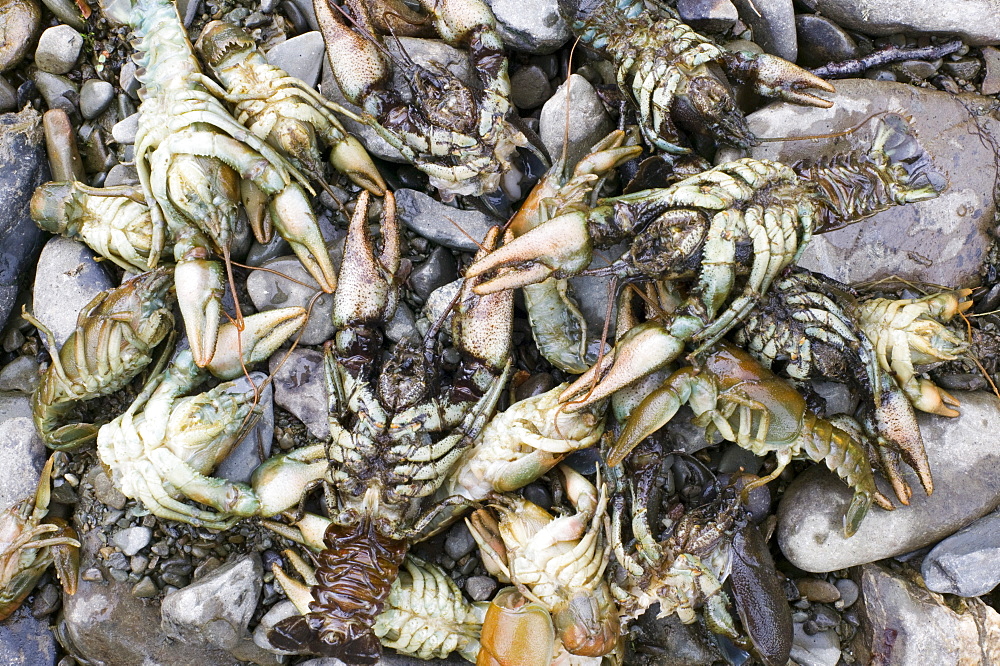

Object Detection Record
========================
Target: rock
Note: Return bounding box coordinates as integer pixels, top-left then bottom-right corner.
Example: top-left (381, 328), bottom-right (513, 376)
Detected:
top-left (894, 59), bottom-right (940, 82)
top-left (796, 578), bottom-right (841, 603)
top-left (835, 578), bottom-right (858, 609)
top-left (0, 77), bottom-right (16, 112)
top-left (31, 237), bottom-right (113, 348)
top-left (718, 80), bottom-right (998, 289)
top-left (408, 246), bottom-right (457, 301)
top-left (778, 391), bottom-right (1000, 573)
top-left (105, 163), bottom-right (139, 187)
top-left (161, 555), bottom-right (262, 651)
top-left (791, 623), bottom-right (840, 666)
top-left (113, 526), bottom-right (152, 557)
top-left (731, 0), bottom-right (796, 62)
top-left (32, 71), bottom-right (76, 114)
top-left (0, 356), bottom-right (38, 393)
top-left (799, 0), bottom-right (1000, 46)
top-left (0, 417), bottom-right (46, 511)
top-left (509, 65), bottom-right (552, 111)
top-left (921, 508), bottom-right (1000, 597)
top-left (794, 14), bottom-right (859, 68)
top-left (982, 46), bottom-right (1000, 96)
top-left (34, 24), bottom-right (82, 74)
top-left (86, 465), bottom-right (127, 511)
top-left (43, 108), bottom-right (83, 181)
top-left (79, 79), bottom-right (115, 120)
top-left (540, 74), bottom-right (611, 171)
top-left (625, 608), bottom-right (726, 665)
top-left (265, 31), bottom-right (324, 87)
top-left (811, 379), bottom-right (857, 416)
top-left (37, 0), bottom-right (86, 31)
top-left (444, 522), bottom-right (477, 560)
top-left (487, 0), bottom-right (570, 54)
top-left (246, 256), bottom-right (336, 345)
top-left (268, 348), bottom-right (329, 440)
top-left (943, 58), bottom-right (981, 83)
top-left (111, 112), bottom-right (139, 144)
top-left (395, 188), bottom-right (501, 251)
top-left (0, 605), bottom-right (57, 665)
top-left (119, 60), bottom-right (141, 99)
top-left (215, 373), bottom-right (274, 484)
top-left (419, 279), bottom-right (462, 335)
top-left (0, 392), bottom-right (31, 423)
top-left (851, 563), bottom-right (1000, 665)
top-left (385, 302), bottom-right (418, 344)
top-left (0, 0), bottom-right (41, 73)
top-left (676, 0), bottom-right (739, 34)
top-left (465, 576), bottom-right (497, 602)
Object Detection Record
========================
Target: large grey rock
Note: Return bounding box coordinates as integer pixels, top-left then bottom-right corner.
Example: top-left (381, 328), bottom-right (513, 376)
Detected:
top-left (34, 24), bottom-right (82, 74)
top-left (395, 188), bottom-right (501, 251)
top-left (246, 256), bottom-right (336, 345)
top-left (266, 31), bottom-right (324, 87)
top-left (32, 237), bottom-right (113, 349)
top-left (922, 508), bottom-right (1000, 597)
top-left (676, 0), bottom-right (739, 34)
top-left (0, 356), bottom-right (39, 393)
top-left (487, 0), bottom-right (570, 54)
top-left (0, 108), bottom-right (48, 332)
top-left (800, 0), bottom-right (1000, 46)
top-left (540, 74), bottom-right (611, 171)
top-left (794, 14), bottom-right (860, 68)
top-left (719, 80), bottom-right (999, 289)
top-left (32, 71), bottom-right (76, 114)
top-left (215, 373), bottom-right (274, 484)
top-left (0, 605), bottom-right (57, 665)
top-left (778, 391), bottom-right (1000, 573)
top-left (269, 348), bottom-right (329, 440)
top-left (731, 0), bottom-right (796, 62)
top-left (0, 392), bottom-right (32, 424)
top-left (0, 0), bottom-right (40, 73)
top-left (851, 563), bottom-right (1000, 665)
top-left (0, 417), bottom-right (47, 511)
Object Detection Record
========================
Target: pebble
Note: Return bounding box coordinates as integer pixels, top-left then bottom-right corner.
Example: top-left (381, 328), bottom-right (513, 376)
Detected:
top-left (111, 113), bottom-right (139, 145)
top-left (465, 576), bottom-right (498, 602)
top-left (34, 24), bottom-right (82, 74)
top-left (796, 578), bottom-right (840, 604)
top-left (540, 74), bottom-right (612, 172)
top-left (0, 356), bottom-right (38, 393)
top-left (790, 623), bottom-right (840, 666)
top-left (246, 256), bottom-right (335, 345)
top-left (0, 77), bottom-right (16, 112)
top-left (0, 417), bottom-right (47, 511)
top-left (894, 59), bottom-right (941, 81)
top-left (487, 0), bottom-right (570, 54)
top-left (719, 79), bottom-right (998, 288)
top-left (853, 563), bottom-right (1000, 664)
top-left (522, 483), bottom-right (553, 511)
top-left (43, 108), bottom-right (84, 181)
top-left (982, 46), bottom-right (1000, 95)
top-left (130, 576), bottom-right (158, 598)
top-left (0, 393), bottom-right (30, 423)
top-left (31, 237), bottom-right (113, 348)
top-left (0, 0), bottom-right (40, 73)
top-left (444, 522), bottom-right (478, 561)
top-left (731, 0), bottom-right (797, 62)
top-left (395, 188), bottom-right (501, 251)
top-left (215, 373), bottom-right (274, 484)
top-left (509, 65), bottom-right (552, 110)
top-left (87, 466), bottom-right (127, 511)
top-left (266, 31), bottom-right (325, 87)
top-left (801, 0), bottom-right (1000, 45)
top-left (794, 14), bottom-right (859, 67)
top-left (32, 71), bottom-right (76, 115)
top-left (834, 578), bottom-right (858, 609)
top-left (942, 58), bottom-right (981, 82)
top-left (385, 302), bottom-right (418, 344)
top-left (113, 526), bottom-right (152, 557)
top-left (38, 0), bottom-right (86, 31)
top-left (104, 164), bottom-right (139, 187)
top-left (268, 348), bottom-right (329, 440)
top-left (778, 392), bottom-right (1000, 572)
top-left (0, 605), bottom-right (57, 666)
top-left (921, 508), bottom-right (1000, 597)
top-left (676, 0), bottom-right (739, 33)
top-left (80, 80), bottom-right (115, 120)
top-left (119, 61), bottom-right (141, 100)
top-left (408, 246), bottom-right (458, 301)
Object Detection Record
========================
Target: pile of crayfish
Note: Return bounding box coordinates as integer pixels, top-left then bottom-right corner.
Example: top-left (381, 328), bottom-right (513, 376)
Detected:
top-left (0, 0), bottom-right (984, 664)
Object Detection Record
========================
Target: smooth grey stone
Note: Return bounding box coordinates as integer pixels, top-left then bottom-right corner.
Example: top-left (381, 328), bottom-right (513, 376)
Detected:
top-left (922, 509), bottom-right (1000, 597)
top-left (265, 31), bottom-right (324, 87)
top-left (795, 14), bottom-right (859, 68)
top-left (487, 0), bottom-right (570, 54)
top-left (625, 610), bottom-right (725, 665)
top-left (38, 0), bottom-right (85, 31)
top-left (246, 256), bottom-right (336, 345)
top-left (0, 356), bottom-right (38, 393)
top-left (419, 279), bottom-right (462, 336)
top-left (0, 0), bottom-right (41, 73)
top-left (111, 112), bottom-right (139, 145)
top-left (385, 302), bottom-right (418, 344)
top-left (800, 0), bottom-right (1000, 46)
top-left (509, 65), bottom-right (552, 110)
top-left (86, 465), bottom-right (127, 511)
top-left (131, 576), bottom-right (158, 598)
top-left (732, 0), bottom-right (796, 62)
top-left (540, 74), bottom-right (611, 171)
top-left (269, 348), bottom-right (329, 440)
top-left (811, 379), bottom-right (857, 416)
top-left (216, 373), bottom-right (274, 484)
top-left (119, 60), bottom-right (141, 99)
top-left (791, 623), bottom-right (840, 666)
top-left (32, 70), bottom-right (76, 112)
top-left (286, 0), bottom-right (318, 30)
top-left (80, 79), bottom-right (115, 120)
top-left (104, 163), bottom-right (139, 187)
top-left (894, 59), bottom-right (940, 81)
top-left (677, 0), bottom-right (739, 34)
top-left (852, 563), bottom-right (1000, 665)
top-left (835, 578), bottom-right (858, 609)
top-left (32, 237), bottom-right (113, 348)
top-left (0, 417), bottom-right (46, 511)
top-left (717, 79), bottom-right (998, 289)
top-left (465, 575), bottom-right (497, 602)
top-left (113, 526), bottom-right (152, 557)
top-left (0, 392), bottom-right (31, 423)
top-left (43, 107), bottom-right (83, 181)
top-left (34, 24), bottom-right (82, 74)
top-left (778, 392), bottom-right (1000, 573)
top-left (395, 188), bottom-right (501, 251)
top-left (408, 246), bottom-right (457, 301)
top-left (982, 46), bottom-right (1000, 95)
top-left (0, 77), bottom-right (16, 112)
top-left (942, 58), bottom-right (982, 82)
top-left (718, 442), bottom-right (764, 475)
top-left (0, 605), bottom-right (57, 665)
top-left (444, 522), bottom-right (477, 560)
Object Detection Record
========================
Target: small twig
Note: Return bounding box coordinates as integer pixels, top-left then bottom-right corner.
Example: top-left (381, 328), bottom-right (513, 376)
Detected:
top-left (809, 40), bottom-right (964, 79)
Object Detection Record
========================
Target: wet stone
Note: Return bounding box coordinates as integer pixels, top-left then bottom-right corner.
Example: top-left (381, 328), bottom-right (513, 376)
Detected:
top-left (87, 465), bottom-right (127, 511)
top-left (0, 605), bottom-right (57, 665)
top-left (981, 46), bottom-right (1000, 95)
top-left (522, 483), bottom-right (552, 511)
top-left (32, 71), bottom-right (76, 115)
top-left (269, 348), bottom-right (329, 440)
top-left (113, 526), bottom-right (152, 557)
top-left (32, 237), bottom-right (113, 348)
top-left (465, 576), bottom-right (497, 602)
top-left (34, 25), bottom-right (82, 75)
top-left (119, 60), bottom-right (141, 100)
top-left (0, 77), bottom-right (16, 112)
top-left (395, 188), bottom-right (501, 251)
top-left (444, 522), bottom-right (477, 561)
top-left (79, 80), bottom-right (115, 120)
top-left (111, 113), bottom-right (139, 145)
top-left (732, 0), bottom-right (796, 62)
top-left (894, 59), bottom-right (941, 81)
top-left (130, 576), bottom-right (158, 598)
top-left (0, 0), bottom-right (41, 73)
top-left (540, 75), bottom-right (612, 174)
top-left (104, 164), bottom-right (139, 187)
top-left (799, 0), bottom-right (1000, 45)
top-left (43, 108), bottom-right (83, 181)
top-left (487, 0), bottom-right (570, 54)
top-left (791, 623), bottom-right (840, 666)
top-left (0, 356), bottom-right (38, 393)
top-left (265, 31), bottom-right (324, 87)
top-left (794, 13), bottom-right (859, 68)
top-left (509, 65), bottom-right (552, 111)
top-left (676, 0), bottom-right (739, 33)
top-left (247, 256), bottom-right (335, 345)
top-left (835, 578), bottom-right (859, 608)
top-left (385, 302), bottom-right (418, 344)
top-left (408, 246), bottom-right (457, 301)
top-left (921, 508), bottom-right (1000, 597)
top-left (216, 373), bottom-right (274, 484)
top-left (0, 417), bottom-right (46, 511)
top-left (943, 58), bottom-right (982, 82)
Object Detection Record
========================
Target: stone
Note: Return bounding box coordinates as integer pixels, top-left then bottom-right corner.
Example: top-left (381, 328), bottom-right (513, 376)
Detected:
top-left (0, 0), bottom-right (41, 73)
top-left (119, 60), bottom-right (141, 99)
top-left (38, 0), bottom-right (86, 31)
top-left (86, 465), bottom-right (127, 511)
top-left (112, 526), bottom-right (152, 557)
top-left (676, 0), bottom-right (739, 34)
top-left (269, 348), bottom-right (329, 440)
top-left (32, 237), bottom-right (113, 348)
top-left (731, 0), bottom-right (796, 61)
top-left (32, 71), bottom-right (76, 114)
top-left (799, 0), bottom-right (1000, 46)
top-left (835, 578), bottom-right (858, 609)
top-left (624, 608), bottom-right (726, 665)
top-left (851, 563), bottom-right (1000, 665)
top-left (921, 508), bottom-right (1000, 597)
top-left (540, 75), bottom-right (611, 172)
top-left (0, 77), bottom-right (16, 112)
top-left (215, 373), bottom-right (274, 484)
top-left (111, 113), bottom-right (139, 145)
top-left (465, 576), bottom-right (497, 602)
top-left (34, 24), bottom-right (82, 74)
top-left (266, 31), bottom-right (325, 87)
top-left (0, 417), bottom-right (47, 511)
top-left (0, 356), bottom-right (38, 393)
top-left (104, 164), bottom-right (139, 187)
top-left (778, 391), bottom-right (1000, 573)
top-left (487, 0), bottom-right (570, 54)
top-left (794, 14), bottom-right (859, 68)
top-left (246, 256), bottom-right (336, 345)
top-left (796, 578), bottom-right (841, 603)
top-left (419, 278), bottom-right (462, 335)
top-left (894, 59), bottom-right (940, 82)
top-left (509, 65), bottom-right (552, 111)
top-left (0, 605), bottom-right (57, 665)
top-left (80, 79), bottom-right (115, 120)
top-left (385, 302), bottom-right (418, 344)
top-left (982, 46), bottom-right (1000, 96)
top-left (408, 246), bottom-right (458, 301)
top-left (444, 522), bottom-right (477, 560)
top-left (0, 392), bottom-right (31, 423)
top-left (718, 80), bottom-right (999, 289)
top-left (942, 58), bottom-right (981, 83)
top-left (43, 108), bottom-right (84, 181)
top-left (395, 188), bottom-right (501, 251)
top-left (791, 623), bottom-right (840, 666)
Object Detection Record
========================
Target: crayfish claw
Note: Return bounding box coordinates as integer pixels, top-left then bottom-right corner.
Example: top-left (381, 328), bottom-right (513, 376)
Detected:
top-left (724, 51), bottom-right (835, 108)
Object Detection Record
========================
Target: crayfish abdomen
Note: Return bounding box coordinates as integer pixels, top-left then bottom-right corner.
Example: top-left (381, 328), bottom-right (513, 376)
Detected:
top-left (269, 519), bottom-right (408, 664)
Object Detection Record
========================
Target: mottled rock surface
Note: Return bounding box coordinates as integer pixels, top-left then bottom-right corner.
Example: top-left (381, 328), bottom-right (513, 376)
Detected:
top-left (800, 0), bottom-right (1000, 46)
top-left (268, 348), bottom-right (329, 440)
top-left (922, 508), bottom-right (1000, 597)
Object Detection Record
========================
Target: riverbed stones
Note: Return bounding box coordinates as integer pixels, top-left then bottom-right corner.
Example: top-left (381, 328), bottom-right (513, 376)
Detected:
top-left (265, 31), bottom-right (324, 86)
top-left (34, 24), bottom-right (82, 74)
top-left (731, 0), bottom-right (797, 62)
top-left (777, 391), bottom-right (1000, 572)
top-left (921, 508), bottom-right (1000, 597)
top-left (395, 188), bottom-right (500, 251)
top-left (268, 348), bottom-right (329, 440)
top-left (487, 0), bottom-right (570, 54)
top-left (0, 417), bottom-right (46, 511)
top-left (718, 79), bottom-right (999, 289)
top-left (80, 79), bottom-right (115, 120)
top-left (31, 237), bottom-right (113, 348)
top-left (540, 74), bottom-right (612, 173)
top-left (0, 0), bottom-right (41, 73)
